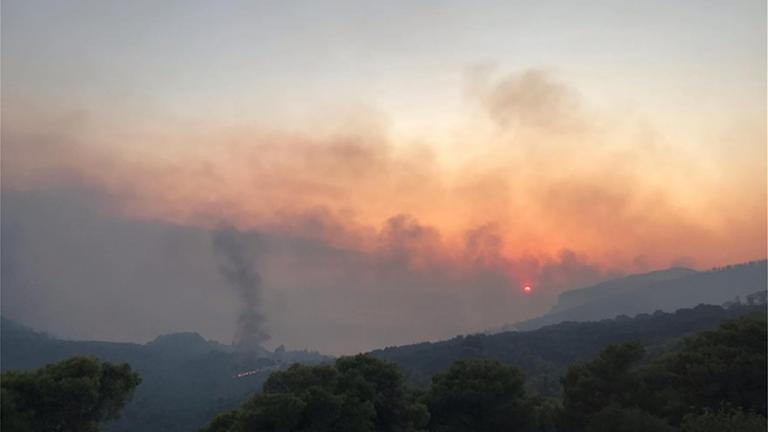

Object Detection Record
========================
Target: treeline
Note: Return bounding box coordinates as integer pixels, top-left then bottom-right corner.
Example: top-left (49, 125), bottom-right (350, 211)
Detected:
top-left (200, 315), bottom-right (766, 432)
top-left (373, 303), bottom-right (766, 395)
top-left (0, 317), bottom-right (331, 432)
top-left (1, 356), bottom-right (141, 432)
top-left (1, 313), bottom-right (765, 431)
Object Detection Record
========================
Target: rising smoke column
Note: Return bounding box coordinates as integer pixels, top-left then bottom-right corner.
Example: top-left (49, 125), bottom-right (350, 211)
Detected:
top-left (212, 226), bottom-right (269, 351)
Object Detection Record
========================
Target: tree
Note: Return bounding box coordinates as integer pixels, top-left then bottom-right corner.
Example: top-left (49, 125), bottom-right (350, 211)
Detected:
top-left (201, 354), bottom-right (427, 432)
top-left (527, 396), bottom-right (563, 432)
top-left (680, 407), bottom-right (767, 432)
top-left (335, 354), bottom-right (428, 432)
top-left (248, 362), bottom-right (374, 432)
top-left (585, 404), bottom-right (676, 432)
top-left (200, 409), bottom-right (243, 432)
top-left (658, 316), bottom-right (766, 416)
top-left (426, 358), bottom-right (534, 432)
top-left (560, 316), bottom-right (768, 430)
top-left (1, 356), bottom-right (141, 432)
top-left (560, 343), bottom-right (645, 430)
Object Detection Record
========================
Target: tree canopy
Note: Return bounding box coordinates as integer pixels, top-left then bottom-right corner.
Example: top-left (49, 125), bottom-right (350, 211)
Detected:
top-left (1, 356), bottom-right (141, 432)
top-left (201, 354), bottom-right (427, 432)
top-left (426, 358), bottom-right (535, 432)
top-left (653, 316), bottom-right (767, 418)
top-left (200, 315), bottom-right (766, 432)
top-left (560, 342), bottom-right (646, 428)
top-left (560, 315), bottom-right (767, 431)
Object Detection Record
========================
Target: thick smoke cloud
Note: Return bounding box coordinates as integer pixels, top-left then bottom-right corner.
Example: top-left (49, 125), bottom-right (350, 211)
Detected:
top-left (1, 66), bottom-right (764, 353)
top-left (0, 186), bottom-right (617, 353)
top-left (212, 226), bottom-right (269, 350)
top-left (3, 68), bottom-right (764, 270)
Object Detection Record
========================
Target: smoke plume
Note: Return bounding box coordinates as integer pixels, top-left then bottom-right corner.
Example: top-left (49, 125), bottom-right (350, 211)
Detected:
top-left (212, 225), bottom-right (269, 350)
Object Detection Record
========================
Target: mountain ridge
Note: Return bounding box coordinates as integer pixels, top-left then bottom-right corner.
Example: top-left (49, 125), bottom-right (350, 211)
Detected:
top-left (550, 266), bottom-right (698, 313)
top-left (2, 259), bottom-right (766, 431)
top-left (500, 260), bottom-right (767, 332)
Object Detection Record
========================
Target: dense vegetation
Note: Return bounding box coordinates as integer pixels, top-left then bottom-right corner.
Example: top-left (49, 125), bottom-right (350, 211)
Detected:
top-left (1, 356), bottom-right (141, 432)
top-left (201, 355), bottom-right (428, 432)
top-left (372, 303), bottom-right (765, 394)
top-left (201, 315), bottom-right (767, 431)
top-left (3, 261), bottom-right (764, 431)
top-left (1, 306), bottom-right (764, 431)
top-left (2, 302), bottom-right (763, 431)
top-left (0, 320), bottom-right (329, 432)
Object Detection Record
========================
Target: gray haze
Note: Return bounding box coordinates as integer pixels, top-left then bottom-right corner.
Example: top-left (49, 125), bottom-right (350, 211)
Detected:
top-left (1, 0), bottom-right (765, 357)
top-left (1, 185), bottom-right (629, 354)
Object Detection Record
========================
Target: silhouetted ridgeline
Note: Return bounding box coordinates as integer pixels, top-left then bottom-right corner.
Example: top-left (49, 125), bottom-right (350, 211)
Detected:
top-left (508, 260), bottom-right (766, 331)
top-left (550, 267), bottom-right (698, 313)
top-left (372, 303), bottom-right (766, 394)
top-left (3, 304), bottom-right (764, 431)
top-left (2, 261), bottom-right (766, 431)
top-left (0, 320), bottom-right (330, 432)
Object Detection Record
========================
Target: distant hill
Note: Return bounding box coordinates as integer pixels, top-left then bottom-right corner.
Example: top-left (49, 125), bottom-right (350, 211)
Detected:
top-left (508, 260), bottom-right (766, 331)
top-left (4, 304), bottom-right (765, 429)
top-left (145, 332), bottom-right (235, 357)
top-left (550, 267), bottom-right (697, 313)
top-left (372, 302), bottom-right (767, 395)
top-left (3, 260), bottom-right (765, 430)
top-left (0, 319), bottom-right (331, 432)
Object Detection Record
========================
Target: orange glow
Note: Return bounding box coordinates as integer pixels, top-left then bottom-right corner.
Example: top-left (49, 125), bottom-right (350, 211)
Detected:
top-left (523, 285), bottom-right (533, 293)
top-left (2, 69), bottom-right (765, 273)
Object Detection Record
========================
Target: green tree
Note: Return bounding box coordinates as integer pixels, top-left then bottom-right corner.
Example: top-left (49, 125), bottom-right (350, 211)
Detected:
top-left (680, 407), bottom-right (766, 432)
top-left (335, 355), bottom-right (427, 432)
top-left (250, 362), bottom-right (375, 432)
top-left (585, 404), bottom-right (676, 432)
top-left (560, 343), bottom-right (645, 430)
top-left (654, 316), bottom-right (767, 418)
top-left (201, 354), bottom-right (427, 432)
top-left (426, 358), bottom-right (534, 432)
top-left (527, 396), bottom-right (563, 432)
top-left (200, 409), bottom-right (243, 432)
top-left (1, 356), bottom-right (141, 432)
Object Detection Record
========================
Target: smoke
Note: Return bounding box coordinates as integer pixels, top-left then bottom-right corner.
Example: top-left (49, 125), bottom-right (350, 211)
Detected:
top-left (211, 225), bottom-right (269, 350)
top-left (473, 68), bottom-right (584, 132)
top-left (3, 66), bottom-right (764, 269)
top-left (1, 64), bottom-right (765, 352)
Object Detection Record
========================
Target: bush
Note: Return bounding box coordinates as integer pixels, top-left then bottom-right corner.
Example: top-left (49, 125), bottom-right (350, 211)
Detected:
top-left (680, 407), bottom-right (766, 432)
top-left (1, 356), bottom-right (141, 432)
top-left (585, 405), bottom-right (676, 432)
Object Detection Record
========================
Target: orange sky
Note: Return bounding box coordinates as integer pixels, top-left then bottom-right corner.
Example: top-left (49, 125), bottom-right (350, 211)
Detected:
top-left (4, 68), bottom-right (766, 275)
top-left (2, 1), bottom-right (766, 351)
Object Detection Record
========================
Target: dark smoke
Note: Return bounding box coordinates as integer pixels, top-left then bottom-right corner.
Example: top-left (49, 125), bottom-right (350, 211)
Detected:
top-left (211, 226), bottom-right (269, 351)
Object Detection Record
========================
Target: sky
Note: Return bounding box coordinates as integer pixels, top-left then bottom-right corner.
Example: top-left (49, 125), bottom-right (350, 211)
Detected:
top-left (1, 0), bottom-right (766, 354)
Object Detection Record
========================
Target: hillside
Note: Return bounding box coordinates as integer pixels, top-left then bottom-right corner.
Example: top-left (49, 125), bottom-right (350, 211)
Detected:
top-left (511, 260), bottom-right (766, 331)
top-left (3, 261), bottom-right (766, 430)
top-left (372, 302), bottom-right (767, 395)
top-left (550, 267), bottom-right (697, 313)
top-left (0, 319), bottom-right (330, 432)
top-left (4, 304), bottom-right (765, 432)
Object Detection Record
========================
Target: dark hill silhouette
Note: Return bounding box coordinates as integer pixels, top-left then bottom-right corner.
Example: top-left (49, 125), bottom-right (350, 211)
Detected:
top-left (2, 261), bottom-right (766, 431)
top-left (372, 302), bottom-right (766, 394)
top-left (4, 304), bottom-right (764, 430)
top-left (0, 318), bottom-right (330, 432)
top-left (550, 267), bottom-right (697, 313)
top-left (507, 260), bottom-right (766, 331)
top-left (145, 332), bottom-right (234, 357)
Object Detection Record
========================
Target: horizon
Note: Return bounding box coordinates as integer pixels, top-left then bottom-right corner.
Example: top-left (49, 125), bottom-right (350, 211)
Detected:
top-left (3, 258), bottom-right (765, 354)
top-left (2, 0), bottom-right (766, 355)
